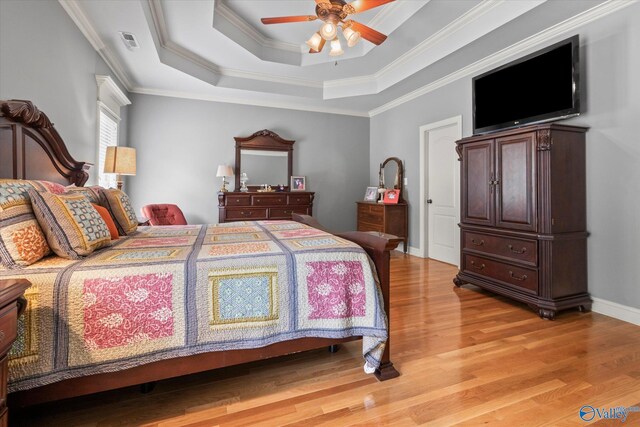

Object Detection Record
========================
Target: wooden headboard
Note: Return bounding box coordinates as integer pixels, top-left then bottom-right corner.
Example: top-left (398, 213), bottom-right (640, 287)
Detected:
top-left (0, 99), bottom-right (90, 186)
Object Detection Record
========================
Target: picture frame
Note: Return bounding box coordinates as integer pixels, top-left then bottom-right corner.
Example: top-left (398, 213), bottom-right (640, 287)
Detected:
top-left (364, 186), bottom-right (378, 202)
top-left (291, 176), bottom-right (306, 191)
top-left (383, 189), bottom-right (400, 204)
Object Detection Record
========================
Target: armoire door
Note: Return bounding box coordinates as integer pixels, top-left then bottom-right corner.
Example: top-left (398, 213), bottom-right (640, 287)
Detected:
top-left (495, 132), bottom-right (537, 231)
top-left (461, 140), bottom-right (494, 226)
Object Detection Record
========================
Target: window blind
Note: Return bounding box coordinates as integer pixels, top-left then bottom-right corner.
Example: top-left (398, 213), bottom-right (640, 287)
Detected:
top-left (98, 110), bottom-right (118, 189)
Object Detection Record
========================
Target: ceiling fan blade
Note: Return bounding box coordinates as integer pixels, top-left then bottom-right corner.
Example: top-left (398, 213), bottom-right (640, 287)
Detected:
top-left (349, 20), bottom-right (388, 45)
top-left (261, 15), bottom-right (317, 25)
top-left (346, 0), bottom-right (395, 14)
top-left (309, 38), bottom-right (327, 54)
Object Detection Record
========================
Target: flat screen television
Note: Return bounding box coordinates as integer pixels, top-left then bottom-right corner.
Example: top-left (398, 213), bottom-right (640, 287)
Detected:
top-left (473, 35), bottom-right (580, 135)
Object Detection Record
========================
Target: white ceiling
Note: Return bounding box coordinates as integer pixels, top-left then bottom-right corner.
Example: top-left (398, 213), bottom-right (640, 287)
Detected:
top-left (59, 0), bottom-right (624, 117)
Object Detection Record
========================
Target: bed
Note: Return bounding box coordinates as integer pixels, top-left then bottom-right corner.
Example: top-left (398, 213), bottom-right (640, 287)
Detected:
top-left (0, 99), bottom-right (399, 408)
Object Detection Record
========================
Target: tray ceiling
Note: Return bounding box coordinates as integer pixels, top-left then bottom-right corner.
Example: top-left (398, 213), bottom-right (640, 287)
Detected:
top-left (59, 0), bottom-right (622, 116)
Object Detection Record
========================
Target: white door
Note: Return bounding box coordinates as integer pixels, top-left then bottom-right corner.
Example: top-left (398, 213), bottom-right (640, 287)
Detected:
top-left (419, 117), bottom-right (461, 265)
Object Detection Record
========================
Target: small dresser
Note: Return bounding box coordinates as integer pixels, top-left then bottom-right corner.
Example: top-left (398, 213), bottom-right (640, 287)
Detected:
top-left (356, 202), bottom-right (408, 253)
top-left (218, 192), bottom-right (315, 222)
top-left (0, 279), bottom-right (30, 427)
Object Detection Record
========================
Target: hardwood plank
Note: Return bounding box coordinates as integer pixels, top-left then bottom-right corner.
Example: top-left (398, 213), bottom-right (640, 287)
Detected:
top-left (13, 255), bottom-right (640, 426)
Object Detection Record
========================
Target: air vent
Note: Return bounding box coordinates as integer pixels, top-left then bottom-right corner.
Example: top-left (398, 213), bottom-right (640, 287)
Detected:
top-left (119, 32), bottom-right (139, 50)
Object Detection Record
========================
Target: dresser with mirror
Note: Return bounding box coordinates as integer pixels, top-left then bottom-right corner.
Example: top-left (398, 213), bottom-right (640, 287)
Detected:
top-left (357, 157), bottom-right (408, 252)
top-left (218, 129), bottom-right (314, 223)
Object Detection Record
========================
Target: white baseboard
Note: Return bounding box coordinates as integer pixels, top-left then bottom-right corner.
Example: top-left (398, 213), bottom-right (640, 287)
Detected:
top-left (393, 245), bottom-right (422, 257)
top-left (592, 297), bottom-right (640, 326)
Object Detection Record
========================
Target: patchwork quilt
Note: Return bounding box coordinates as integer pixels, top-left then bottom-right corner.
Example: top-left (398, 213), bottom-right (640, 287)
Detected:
top-left (1, 221), bottom-right (388, 393)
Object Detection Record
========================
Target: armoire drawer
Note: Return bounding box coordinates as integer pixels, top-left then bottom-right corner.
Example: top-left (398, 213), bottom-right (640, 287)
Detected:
top-left (224, 208), bottom-right (268, 220)
top-left (463, 230), bottom-right (537, 266)
top-left (358, 207), bottom-right (383, 224)
top-left (462, 254), bottom-right (538, 295)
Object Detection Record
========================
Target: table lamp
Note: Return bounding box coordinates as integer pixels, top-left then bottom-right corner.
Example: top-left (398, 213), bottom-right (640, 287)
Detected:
top-left (216, 165), bottom-right (234, 192)
top-left (104, 146), bottom-right (136, 190)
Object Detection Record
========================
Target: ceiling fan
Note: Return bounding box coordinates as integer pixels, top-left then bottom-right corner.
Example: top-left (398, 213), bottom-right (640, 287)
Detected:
top-left (261, 0), bottom-right (395, 56)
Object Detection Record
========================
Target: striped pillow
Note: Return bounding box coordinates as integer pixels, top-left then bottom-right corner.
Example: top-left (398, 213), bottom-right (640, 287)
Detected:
top-left (28, 189), bottom-right (112, 259)
top-left (0, 180), bottom-right (52, 268)
top-left (100, 188), bottom-right (138, 236)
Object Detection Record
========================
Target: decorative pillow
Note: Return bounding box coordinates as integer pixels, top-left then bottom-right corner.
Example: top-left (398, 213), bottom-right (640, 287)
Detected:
top-left (64, 185), bottom-right (104, 204)
top-left (28, 189), bottom-right (112, 259)
top-left (0, 180), bottom-right (52, 268)
top-left (92, 203), bottom-right (119, 240)
top-left (100, 188), bottom-right (138, 235)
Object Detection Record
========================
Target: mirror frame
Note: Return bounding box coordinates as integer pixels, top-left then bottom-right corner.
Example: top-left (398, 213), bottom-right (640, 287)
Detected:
top-left (380, 156), bottom-right (405, 202)
top-left (234, 129), bottom-right (294, 191)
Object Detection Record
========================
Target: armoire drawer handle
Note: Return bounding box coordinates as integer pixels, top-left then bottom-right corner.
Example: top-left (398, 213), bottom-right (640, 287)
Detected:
top-left (284, 210), bottom-right (292, 214)
top-left (471, 239), bottom-right (484, 246)
top-left (240, 211), bottom-right (252, 216)
top-left (509, 271), bottom-right (528, 281)
top-left (470, 261), bottom-right (485, 270)
top-left (235, 199), bottom-right (241, 203)
top-left (507, 244), bottom-right (526, 254)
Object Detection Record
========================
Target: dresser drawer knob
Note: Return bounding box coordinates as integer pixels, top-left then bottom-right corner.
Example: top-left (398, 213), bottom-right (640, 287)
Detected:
top-left (470, 261), bottom-right (485, 270)
top-left (235, 199), bottom-right (240, 203)
top-left (507, 244), bottom-right (526, 254)
top-left (256, 199), bottom-right (261, 202)
top-left (241, 211), bottom-right (252, 216)
top-left (471, 238), bottom-right (484, 246)
top-left (509, 271), bottom-right (528, 281)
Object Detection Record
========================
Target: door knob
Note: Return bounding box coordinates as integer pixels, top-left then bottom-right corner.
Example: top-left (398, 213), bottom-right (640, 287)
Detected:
top-left (427, 199), bottom-right (433, 204)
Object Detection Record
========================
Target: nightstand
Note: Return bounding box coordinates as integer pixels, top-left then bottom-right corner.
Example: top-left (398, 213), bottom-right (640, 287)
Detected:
top-left (0, 279), bottom-right (30, 427)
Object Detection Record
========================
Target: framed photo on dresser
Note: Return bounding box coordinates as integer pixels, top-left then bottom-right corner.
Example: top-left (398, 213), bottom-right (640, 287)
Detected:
top-left (291, 176), bottom-right (306, 191)
top-left (383, 189), bottom-right (400, 204)
top-left (364, 186), bottom-right (378, 202)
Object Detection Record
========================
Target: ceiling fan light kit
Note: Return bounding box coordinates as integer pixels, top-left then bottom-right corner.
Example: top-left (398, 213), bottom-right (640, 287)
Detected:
top-left (261, 0), bottom-right (393, 56)
top-left (329, 38), bottom-right (344, 56)
top-left (306, 32), bottom-right (323, 51)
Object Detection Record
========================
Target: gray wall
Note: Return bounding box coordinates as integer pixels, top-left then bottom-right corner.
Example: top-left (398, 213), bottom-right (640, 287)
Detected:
top-left (127, 94), bottom-right (370, 231)
top-left (0, 0), bottom-right (128, 182)
top-left (370, 4), bottom-right (640, 308)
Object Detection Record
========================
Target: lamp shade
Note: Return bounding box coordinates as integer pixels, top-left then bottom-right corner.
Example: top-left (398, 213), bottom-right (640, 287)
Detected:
top-left (104, 146), bottom-right (136, 175)
top-left (216, 165), bottom-right (234, 177)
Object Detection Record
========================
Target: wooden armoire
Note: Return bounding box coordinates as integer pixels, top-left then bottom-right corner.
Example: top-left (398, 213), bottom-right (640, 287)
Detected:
top-left (453, 123), bottom-right (591, 319)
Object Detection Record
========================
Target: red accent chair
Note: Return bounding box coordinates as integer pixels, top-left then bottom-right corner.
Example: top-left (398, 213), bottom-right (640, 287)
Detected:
top-left (141, 204), bottom-right (188, 226)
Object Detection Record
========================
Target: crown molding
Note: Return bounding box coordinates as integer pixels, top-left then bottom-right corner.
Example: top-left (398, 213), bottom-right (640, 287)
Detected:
top-left (148, 0), bottom-right (322, 90)
top-left (96, 75), bottom-right (131, 106)
top-left (130, 87), bottom-right (369, 117)
top-left (58, 0), bottom-right (133, 91)
top-left (214, 1), bottom-right (300, 53)
top-left (325, 0), bottom-right (544, 99)
top-left (369, 0), bottom-right (636, 117)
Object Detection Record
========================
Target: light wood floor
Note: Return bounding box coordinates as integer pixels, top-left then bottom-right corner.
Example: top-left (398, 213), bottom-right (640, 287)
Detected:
top-left (16, 254), bottom-right (640, 426)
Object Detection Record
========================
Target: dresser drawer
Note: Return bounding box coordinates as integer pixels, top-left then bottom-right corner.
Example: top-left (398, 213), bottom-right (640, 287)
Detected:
top-left (226, 195), bottom-right (251, 206)
top-left (357, 221), bottom-right (384, 233)
top-left (225, 208), bottom-right (268, 220)
top-left (269, 207), bottom-right (309, 219)
top-left (252, 195), bottom-right (287, 206)
top-left (463, 254), bottom-right (538, 294)
top-left (288, 194), bottom-right (311, 205)
top-left (0, 305), bottom-right (17, 356)
top-left (463, 231), bottom-right (537, 266)
top-left (358, 205), bottom-right (384, 223)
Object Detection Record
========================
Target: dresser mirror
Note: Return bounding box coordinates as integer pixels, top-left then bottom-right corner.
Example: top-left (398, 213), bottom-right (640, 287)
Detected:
top-left (234, 130), bottom-right (294, 191)
top-left (380, 157), bottom-right (404, 201)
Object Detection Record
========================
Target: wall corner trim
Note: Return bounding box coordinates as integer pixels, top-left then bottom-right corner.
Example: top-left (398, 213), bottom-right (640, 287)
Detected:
top-left (592, 297), bottom-right (640, 326)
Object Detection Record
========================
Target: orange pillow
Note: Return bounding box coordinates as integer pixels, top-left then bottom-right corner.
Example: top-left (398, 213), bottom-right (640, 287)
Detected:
top-left (92, 203), bottom-right (119, 240)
